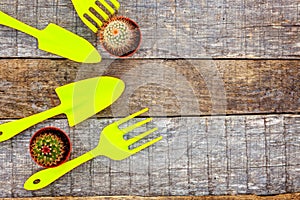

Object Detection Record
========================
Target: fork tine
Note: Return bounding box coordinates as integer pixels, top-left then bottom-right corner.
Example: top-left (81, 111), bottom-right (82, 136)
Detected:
top-left (98, 0), bottom-right (115, 15)
top-left (115, 108), bottom-right (149, 126)
top-left (127, 127), bottom-right (158, 145)
top-left (93, 4), bottom-right (109, 21)
top-left (87, 10), bottom-right (104, 27)
top-left (122, 118), bottom-right (152, 134)
top-left (130, 136), bottom-right (163, 154)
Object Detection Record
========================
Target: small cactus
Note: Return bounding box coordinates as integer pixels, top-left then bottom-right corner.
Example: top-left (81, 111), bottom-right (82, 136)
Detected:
top-left (30, 127), bottom-right (71, 168)
top-left (99, 16), bottom-right (141, 57)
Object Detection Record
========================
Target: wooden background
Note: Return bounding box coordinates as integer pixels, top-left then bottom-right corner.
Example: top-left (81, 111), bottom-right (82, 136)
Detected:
top-left (0, 0), bottom-right (299, 198)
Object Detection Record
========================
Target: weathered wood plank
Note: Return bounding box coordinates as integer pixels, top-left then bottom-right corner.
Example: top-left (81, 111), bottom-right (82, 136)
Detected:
top-left (2, 194), bottom-right (300, 200)
top-left (0, 114), bottom-right (299, 197)
top-left (0, 1), bottom-right (299, 59)
top-left (0, 59), bottom-right (299, 118)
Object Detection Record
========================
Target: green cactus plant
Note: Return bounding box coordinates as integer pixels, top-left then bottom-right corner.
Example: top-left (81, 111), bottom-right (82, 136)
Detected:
top-left (99, 16), bottom-right (141, 57)
top-left (30, 127), bottom-right (71, 168)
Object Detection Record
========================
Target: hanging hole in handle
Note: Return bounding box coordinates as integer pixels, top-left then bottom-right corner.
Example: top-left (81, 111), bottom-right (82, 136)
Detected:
top-left (33, 179), bottom-right (40, 184)
top-left (0, 131), bottom-right (3, 136)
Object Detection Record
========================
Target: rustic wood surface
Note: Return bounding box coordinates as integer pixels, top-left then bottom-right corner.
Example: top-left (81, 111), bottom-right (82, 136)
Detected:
top-left (0, 0), bottom-right (299, 198)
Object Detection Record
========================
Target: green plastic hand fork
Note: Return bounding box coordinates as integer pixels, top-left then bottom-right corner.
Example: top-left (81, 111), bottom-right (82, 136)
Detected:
top-left (0, 10), bottom-right (101, 63)
top-left (71, 0), bottom-right (120, 33)
top-left (0, 76), bottom-right (125, 142)
top-left (24, 108), bottom-right (162, 190)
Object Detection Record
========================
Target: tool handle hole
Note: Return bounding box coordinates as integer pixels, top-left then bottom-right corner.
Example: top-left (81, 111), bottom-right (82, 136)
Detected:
top-left (33, 179), bottom-right (40, 184)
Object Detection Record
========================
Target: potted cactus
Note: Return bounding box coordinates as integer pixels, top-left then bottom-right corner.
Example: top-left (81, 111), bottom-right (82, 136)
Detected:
top-left (29, 127), bottom-right (71, 168)
top-left (99, 16), bottom-right (141, 58)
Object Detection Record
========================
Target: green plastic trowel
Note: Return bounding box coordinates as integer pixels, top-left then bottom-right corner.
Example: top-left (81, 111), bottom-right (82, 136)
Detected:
top-left (0, 10), bottom-right (101, 63)
top-left (0, 76), bottom-right (125, 142)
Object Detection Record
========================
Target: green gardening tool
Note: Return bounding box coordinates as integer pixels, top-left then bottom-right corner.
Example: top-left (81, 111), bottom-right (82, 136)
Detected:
top-left (0, 10), bottom-right (101, 63)
top-left (71, 0), bottom-right (120, 33)
top-left (24, 108), bottom-right (162, 190)
top-left (0, 76), bottom-right (125, 142)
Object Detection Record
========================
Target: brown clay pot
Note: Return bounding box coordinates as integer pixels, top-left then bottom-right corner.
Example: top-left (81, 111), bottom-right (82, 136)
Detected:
top-left (99, 16), bottom-right (142, 58)
top-left (29, 126), bottom-right (71, 168)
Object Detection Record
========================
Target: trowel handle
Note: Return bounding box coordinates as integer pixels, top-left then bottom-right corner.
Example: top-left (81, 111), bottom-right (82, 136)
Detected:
top-left (0, 105), bottom-right (63, 142)
top-left (0, 11), bottom-right (40, 38)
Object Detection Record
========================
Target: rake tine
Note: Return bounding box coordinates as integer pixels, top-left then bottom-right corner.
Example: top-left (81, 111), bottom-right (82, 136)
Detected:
top-left (98, 0), bottom-right (115, 15)
top-left (109, 0), bottom-right (121, 10)
top-left (82, 15), bottom-right (98, 33)
top-left (92, 4), bottom-right (109, 21)
top-left (116, 108), bottom-right (149, 126)
top-left (122, 118), bottom-right (152, 134)
top-left (87, 10), bottom-right (104, 27)
top-left (130, 135), bottom-right (163, 154)
top-left (127, 127), bottom-right (158, 145)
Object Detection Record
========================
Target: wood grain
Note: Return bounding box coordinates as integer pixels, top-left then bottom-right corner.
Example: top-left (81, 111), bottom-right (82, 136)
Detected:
top-left (0, 59), bottom-right (299, 118)
top-left (0, 115), bottom-right (299, 197)
top-left (0, 1), bottom-right (299, 59)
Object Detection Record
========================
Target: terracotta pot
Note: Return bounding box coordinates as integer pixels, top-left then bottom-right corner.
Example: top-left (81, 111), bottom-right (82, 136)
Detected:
top-left (29, 127), bottom-right (71, 168)
top-left (99, 16), bottom-right (142, 58)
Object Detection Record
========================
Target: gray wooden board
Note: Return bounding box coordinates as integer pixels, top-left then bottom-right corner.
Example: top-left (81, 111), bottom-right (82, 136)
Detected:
top-left (0, 1), bottom-right (299, 59)
top-left (0, 114), bottom-right (299, 197)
